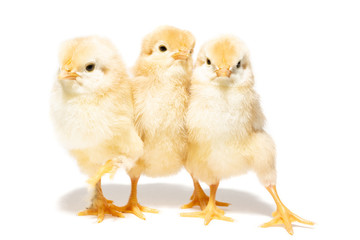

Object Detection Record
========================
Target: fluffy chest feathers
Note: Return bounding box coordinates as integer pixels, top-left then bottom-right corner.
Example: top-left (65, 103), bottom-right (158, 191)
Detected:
top-left (187, 84), bottom-right (255, 143)
top-left (134, 69), bottom-right (189, 138)
top-left (51, 84), bottom-right (118, 150)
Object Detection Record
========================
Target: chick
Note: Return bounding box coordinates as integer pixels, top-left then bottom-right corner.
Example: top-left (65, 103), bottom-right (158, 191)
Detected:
top-left (181, 35), bottom-right (314, 234)
top-left (50, 36), bottom-right (143, 222)
top-left (116, 26), bottom-right (195, 219)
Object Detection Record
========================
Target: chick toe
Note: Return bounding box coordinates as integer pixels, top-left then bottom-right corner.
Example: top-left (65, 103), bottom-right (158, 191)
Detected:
top-left (181, 183), bottom-right (233, 225)
top-left (262, 185), bottom-right (314, 235)
top-left (78, 194), bottom-right (125, 223)
top-left (182, 179), bottom-right (230, 210)
top-left (116, 203), bottom-right (159, 220)
top-left (87, 160), bottom-right (119, 186)
top-left (181, 205), bottom-right (233, 225)
top-left (182, 190), bottom-right (230, 210)
top-left (118, 176), bottom-right (158, 220)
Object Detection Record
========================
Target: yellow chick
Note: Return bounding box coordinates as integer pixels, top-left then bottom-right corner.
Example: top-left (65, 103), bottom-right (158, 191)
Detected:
top-left (116, 26), bottom-right (195, 219)
top-left (50, 36), bottom-right (143, 222)
top-left (181, 35), bottom-right (314, 234)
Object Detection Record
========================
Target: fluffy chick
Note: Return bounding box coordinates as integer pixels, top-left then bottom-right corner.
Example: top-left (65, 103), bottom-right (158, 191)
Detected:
top-left (50, 36), bottom-right (143, 222)
top-left (181, 35), bottom-right (314, 234)
top-left (116, 26), bottom-right (195, 219)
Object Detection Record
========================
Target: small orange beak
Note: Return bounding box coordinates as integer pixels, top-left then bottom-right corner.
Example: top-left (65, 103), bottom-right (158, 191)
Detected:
top-left (172, 50), bottom-right (190, 60)
top-left (216, 68), bottom-right (232, 78)
top-left (58, 70), bottom-right (79, 80)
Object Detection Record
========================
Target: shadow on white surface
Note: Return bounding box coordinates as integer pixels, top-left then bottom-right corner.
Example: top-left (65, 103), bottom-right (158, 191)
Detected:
top-left (59, 183), bottom-right (273, 216)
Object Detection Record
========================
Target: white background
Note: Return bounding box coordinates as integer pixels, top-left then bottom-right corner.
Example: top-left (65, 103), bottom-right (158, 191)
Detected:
top-left (1, 0), bottom-right (359, 239)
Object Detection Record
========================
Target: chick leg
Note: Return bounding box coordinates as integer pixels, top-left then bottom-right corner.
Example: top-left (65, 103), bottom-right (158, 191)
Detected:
top-left (261, 185), bottom-right (314, 235)
top-left (117, 176), bottom-right (159, 220)
top-left (78, 179), bottom-right (125, 223)
top-left (181, 182), bottom-right (234, 225)
top-left (182, 176), bottom-right (230, 210)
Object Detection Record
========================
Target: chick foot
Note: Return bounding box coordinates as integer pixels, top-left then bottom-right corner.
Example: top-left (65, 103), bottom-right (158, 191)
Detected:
top-left (182, 179), bottom-right (230, 210)
top-left (119, 176), bottom-right (159, 220)
top-left (261, 185), bottom-right (314, 235)
top-left (87, 159), bottom-right (120, 186)
top-left (78, 180), bottom-right (125, 223)
top-left (181, 203), bottom-right (233, 225)
top-left (181, 182), bottom-right (233, 225)
top-left (116, 202), bottom-right (158, 220)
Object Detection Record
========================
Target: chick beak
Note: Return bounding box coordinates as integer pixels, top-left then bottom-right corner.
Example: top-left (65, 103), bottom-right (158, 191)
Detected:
top-left (172, 50), bottom-right (190, 60)
top-left (58, 70), bottom-right (79, 80)
top-left (216, 67), bottom-right (232, 78)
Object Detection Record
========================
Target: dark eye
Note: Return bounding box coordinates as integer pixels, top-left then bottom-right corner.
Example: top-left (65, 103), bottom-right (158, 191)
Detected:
top-left (85, 63), bottom-right (95, 72)
top-left (236, 61), bottom-right (241, 68)
top-left (159, 45), bottom-right (167, 52)
top-left (206, 58), bottom-right (211, 65)
top-left (190, 49), bottom-right (193, 54)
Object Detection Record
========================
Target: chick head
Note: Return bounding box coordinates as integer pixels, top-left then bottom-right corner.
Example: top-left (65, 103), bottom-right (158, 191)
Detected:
top-left (57, 36), bottom-right (125, 95)
top-left (194, 35), bottom-right (253, 87)
top-left (135, 26), bottom-right (195, 76)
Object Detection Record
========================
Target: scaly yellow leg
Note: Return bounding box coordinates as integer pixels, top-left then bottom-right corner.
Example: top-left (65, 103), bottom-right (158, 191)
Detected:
top-left (261, 185), bottom-right (314, 235)
top-left (182, 176), bottom-right (230, 210)
top-left (181, 182), bottom-right (234, 225)
top-left (78, 179), bottom-right (125, 223)
top-left (116, 176), bottom-right (159, 220)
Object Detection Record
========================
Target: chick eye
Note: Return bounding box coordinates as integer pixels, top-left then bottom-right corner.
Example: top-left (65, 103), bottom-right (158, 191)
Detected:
top-left (85, 63), bottom-right (95, 72)
top-left (190, 49), bottom-right (193, 54)
top-left (236, 61), bottom-right (241, 68)
top-left (159, 45), bottom-right (167, 52)
top-left (206, 58), bottom-right (211, 65)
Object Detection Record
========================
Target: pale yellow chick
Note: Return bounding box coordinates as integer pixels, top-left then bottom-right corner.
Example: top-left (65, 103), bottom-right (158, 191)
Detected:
top-left (117, 26), bottom-right (195, 219)
top-left (181, 35), bottom-right (314, 234)
top-left (50, 36), bottom-right (143, 222)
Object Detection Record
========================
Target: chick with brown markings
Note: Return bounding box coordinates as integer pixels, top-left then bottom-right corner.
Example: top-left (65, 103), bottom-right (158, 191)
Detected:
top-left (50, 36), bottom-right (143, 222)
top-left (181, 35), bottom-right (314, 234)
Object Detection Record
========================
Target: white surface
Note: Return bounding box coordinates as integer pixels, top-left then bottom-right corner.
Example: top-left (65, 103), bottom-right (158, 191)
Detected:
top-left (1, 0), bottom-right (359, 239)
